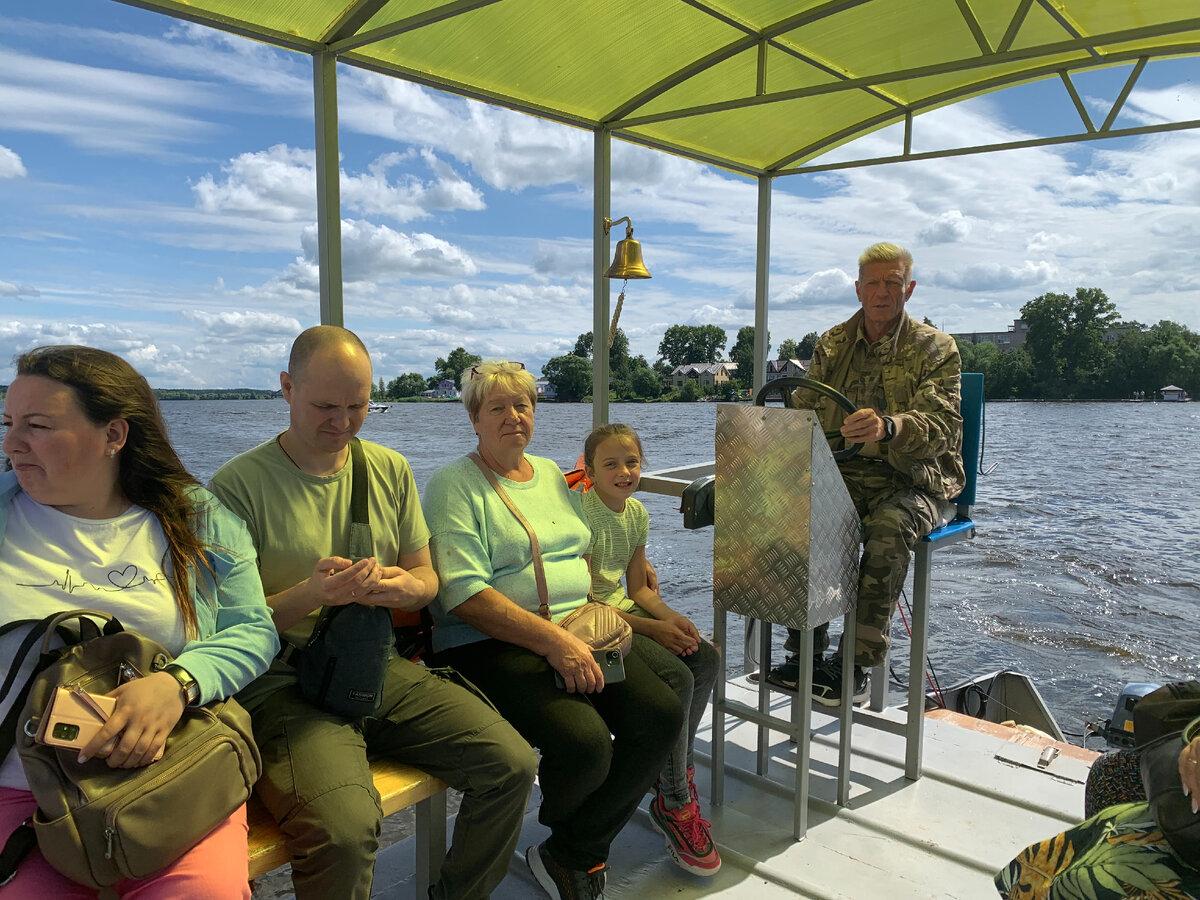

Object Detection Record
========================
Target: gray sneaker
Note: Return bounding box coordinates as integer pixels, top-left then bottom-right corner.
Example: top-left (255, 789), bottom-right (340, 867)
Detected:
top-left (525, 841), bottom-right (607, 899)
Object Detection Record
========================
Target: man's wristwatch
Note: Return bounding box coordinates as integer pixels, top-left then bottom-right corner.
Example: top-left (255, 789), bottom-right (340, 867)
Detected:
top-left (162, 664), bottom-right (200, 706)
top-left (880, 416), bottom-right (896, 443)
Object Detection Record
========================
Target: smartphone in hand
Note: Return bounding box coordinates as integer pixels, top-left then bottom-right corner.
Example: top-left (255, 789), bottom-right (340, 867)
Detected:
top-left (554, 649), bottom-right (626, 688)
top-left (37, 684), bottom-right (163, 761)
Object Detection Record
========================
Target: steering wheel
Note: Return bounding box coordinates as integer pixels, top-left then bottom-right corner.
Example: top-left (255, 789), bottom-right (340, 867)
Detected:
top-left (754, 376), bottom-right (863, 461)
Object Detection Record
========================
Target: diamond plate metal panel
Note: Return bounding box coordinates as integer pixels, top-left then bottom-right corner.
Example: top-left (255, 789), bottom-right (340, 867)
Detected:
top-left (714, 405), bottom-right (859, 630)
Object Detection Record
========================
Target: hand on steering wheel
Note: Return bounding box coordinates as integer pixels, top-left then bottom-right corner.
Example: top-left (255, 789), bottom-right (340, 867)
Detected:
top-left (754, 376), bottom-right (863, 461)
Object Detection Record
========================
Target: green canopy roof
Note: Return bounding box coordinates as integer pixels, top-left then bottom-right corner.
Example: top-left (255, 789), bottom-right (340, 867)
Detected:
top-left (118, 0), bottom-right (1200, 175)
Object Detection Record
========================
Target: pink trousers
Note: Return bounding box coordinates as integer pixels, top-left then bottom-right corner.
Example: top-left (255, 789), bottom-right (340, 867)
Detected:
top-left (0, 788), bottom-right (251, 899)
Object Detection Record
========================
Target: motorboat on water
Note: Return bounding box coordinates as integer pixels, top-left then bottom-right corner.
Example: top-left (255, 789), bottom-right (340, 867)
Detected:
top-left (368, 402), bottom-right (391, 413)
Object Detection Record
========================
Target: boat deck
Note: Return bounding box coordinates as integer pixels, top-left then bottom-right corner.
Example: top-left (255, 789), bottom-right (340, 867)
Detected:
top-left (357, 678), bottom-right (1097, 900)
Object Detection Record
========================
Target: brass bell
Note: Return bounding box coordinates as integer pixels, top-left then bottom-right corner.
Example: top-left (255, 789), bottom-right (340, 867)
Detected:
top-left (603, 217), bottom-right (652, 279)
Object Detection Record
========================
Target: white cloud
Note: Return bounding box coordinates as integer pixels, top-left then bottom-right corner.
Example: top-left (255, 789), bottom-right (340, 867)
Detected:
top-left (191, 145), bottom-right (487, 224)
top-left (191, 145), bottom-right (316, 221)
top-left (0, 281), bottom-right (39, 298)
top-left (776, 269), bottom-right (855, 308)
top-left (302, 220), bottom-right (478, 281)
top-left (182, 309), bottom-right (303, 338)
top-left (0, 50), bottom-right (219, 156)
top-left (0, 145), bottom-right (25, 178)
top-left (926, 260), bottom-right (1057, 292)
top-left (919, 210), bottom-right (971, 245)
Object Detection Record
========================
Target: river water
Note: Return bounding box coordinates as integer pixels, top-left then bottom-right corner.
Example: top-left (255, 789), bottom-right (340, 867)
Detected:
top-left (163, 398), bottom-right (1200, 744)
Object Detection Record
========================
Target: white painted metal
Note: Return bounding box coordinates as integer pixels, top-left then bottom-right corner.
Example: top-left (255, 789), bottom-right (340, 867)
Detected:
top-left (366, 681), bottom-right (1093, 899)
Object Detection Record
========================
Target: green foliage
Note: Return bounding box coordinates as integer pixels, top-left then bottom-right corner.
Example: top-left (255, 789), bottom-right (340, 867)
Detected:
top-left (798, 331), bottom-right (820, 359)
top-left (630, 359), bottom-right (663, 398)
top-left (153, 388), bottom-right (278, 400)
top-left (657, 324), bottom-right (727, 367)
top-left (729, 325), bottom-right (768, 388)
top-left (542, 354), bottom-right (592, 401)
top-left (776, 338), bottom-right (800, 361)
top-left (386, 372), bottom-right (427, 398)
top-left (956, 287), bottom-right (1198, 399)
top-left (572, 328), bottom-right (661, 400)
top-left (678, 380), bottom-right (700, 402)
top-left (1020, 287), bottom-right (1119, 398)
top-left (434, 348), bottom-right (482, 389)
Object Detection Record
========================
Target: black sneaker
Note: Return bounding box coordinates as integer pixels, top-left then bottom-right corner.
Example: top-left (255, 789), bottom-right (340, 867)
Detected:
top-left (526, 841), bottom-right (607, 899)
top-left (750, 653), bottom-right (824, 693)
top-left (811, 657), bottom-right (869, 707)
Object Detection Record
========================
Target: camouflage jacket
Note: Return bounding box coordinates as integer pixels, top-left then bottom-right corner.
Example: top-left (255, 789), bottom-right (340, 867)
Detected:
top-left (802, 310), bottom-right (965, 501)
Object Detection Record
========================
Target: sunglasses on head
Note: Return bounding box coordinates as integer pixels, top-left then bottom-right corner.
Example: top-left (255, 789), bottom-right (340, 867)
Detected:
top-left (469, 361), bottom-right (526, 379)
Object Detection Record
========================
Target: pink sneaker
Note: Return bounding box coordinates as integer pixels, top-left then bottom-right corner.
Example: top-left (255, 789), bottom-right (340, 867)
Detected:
top-left (649, 793), bottom-right (721, 876)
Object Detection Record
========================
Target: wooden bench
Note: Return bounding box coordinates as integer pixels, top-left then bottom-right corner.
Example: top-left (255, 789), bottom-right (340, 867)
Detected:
top-left (247, 759), bottom-right (448, 896)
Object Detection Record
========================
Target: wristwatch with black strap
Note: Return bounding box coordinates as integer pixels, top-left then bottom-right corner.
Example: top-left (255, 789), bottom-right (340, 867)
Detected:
top-left (880, 415), bottom-right (896, 443)
top-left (161, 663), bottom-right (200, 706)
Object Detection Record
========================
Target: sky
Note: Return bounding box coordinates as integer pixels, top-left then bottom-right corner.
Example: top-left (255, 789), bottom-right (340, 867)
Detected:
top-left (2, 3), bottom-right (1199, 389)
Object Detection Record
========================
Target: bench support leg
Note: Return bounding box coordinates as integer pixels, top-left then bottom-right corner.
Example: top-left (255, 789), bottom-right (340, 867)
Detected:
top-left (907, 542), bottom-right (932, 781)
top-left (414, 792), bottom-right (447, 898)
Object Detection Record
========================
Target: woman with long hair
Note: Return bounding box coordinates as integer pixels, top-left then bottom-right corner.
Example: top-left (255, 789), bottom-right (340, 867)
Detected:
top-left (0, 345), bottom-right (278, 898)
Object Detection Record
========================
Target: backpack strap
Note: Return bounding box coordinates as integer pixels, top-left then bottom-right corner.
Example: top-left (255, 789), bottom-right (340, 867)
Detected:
top-left (0, 610), bottom-right (120, 886)
top-left (0, 818), bottom-right (36, 886)
top-left (0, 611), bottom-right (121, 758)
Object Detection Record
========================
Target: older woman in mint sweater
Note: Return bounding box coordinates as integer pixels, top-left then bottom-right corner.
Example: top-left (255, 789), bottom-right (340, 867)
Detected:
top-left (424, 360), bottom-right (681, 900)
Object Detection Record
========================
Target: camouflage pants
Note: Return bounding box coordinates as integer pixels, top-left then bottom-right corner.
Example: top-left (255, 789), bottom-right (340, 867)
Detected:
top-left (787, 459), bottom-right (942, 668)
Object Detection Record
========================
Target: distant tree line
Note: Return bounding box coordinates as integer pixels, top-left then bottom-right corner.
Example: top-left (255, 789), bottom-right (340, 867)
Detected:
top-left (957, 287), bottom-right (1199, 400)
top-left (153, 388), bottom-right (280, 400)
top-left (372, 287), bottom-right (1197, 404)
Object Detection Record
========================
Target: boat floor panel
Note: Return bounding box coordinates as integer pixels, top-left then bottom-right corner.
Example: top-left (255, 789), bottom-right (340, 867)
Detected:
top-left (361, 681), bottom-right (1095, 899)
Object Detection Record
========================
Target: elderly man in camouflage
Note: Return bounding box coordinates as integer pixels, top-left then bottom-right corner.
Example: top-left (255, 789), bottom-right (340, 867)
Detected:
top-left (767, 242), bottom-right (965, 706)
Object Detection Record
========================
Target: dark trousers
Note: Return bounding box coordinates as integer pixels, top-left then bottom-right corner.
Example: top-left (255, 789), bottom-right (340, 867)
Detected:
top-left (788, 459), bottom-right (941, 668)
top-left (247, 658), bottom-right (537, 900)
top-left (439, 635), bottom-right (683, 871)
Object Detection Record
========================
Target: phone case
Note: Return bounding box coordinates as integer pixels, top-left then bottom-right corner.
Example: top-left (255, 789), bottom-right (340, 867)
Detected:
top-left (35, 685), bottom-right (164, 761)
top-left (36, 685), bottom-right (116, 749)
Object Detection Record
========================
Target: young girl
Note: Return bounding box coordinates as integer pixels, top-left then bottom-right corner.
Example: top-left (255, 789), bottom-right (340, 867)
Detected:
top-left (581, 423), bottom-right (722, 877)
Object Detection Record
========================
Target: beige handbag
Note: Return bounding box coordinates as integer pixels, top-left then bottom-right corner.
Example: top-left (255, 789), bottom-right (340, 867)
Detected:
top-left (467, 453), bottom-right (632, 658)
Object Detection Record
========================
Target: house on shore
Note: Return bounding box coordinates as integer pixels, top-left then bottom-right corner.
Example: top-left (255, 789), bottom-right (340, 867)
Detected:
top-left (1161, 385), bottom-right (1190, 402)
top-left (535, 377), bottom-right (557, 400)
top-left (764, 358), bottom-right (809, 383)
top-left (422, 379), bottom-right (459, 399)
top-left (668, 362), bottom-right (738, 391)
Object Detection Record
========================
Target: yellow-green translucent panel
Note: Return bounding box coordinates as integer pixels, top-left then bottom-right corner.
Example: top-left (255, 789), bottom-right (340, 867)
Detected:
top-left (630, 91), bottom-right (891, 172)
top-left (632, 45), bottom-right (839, 120)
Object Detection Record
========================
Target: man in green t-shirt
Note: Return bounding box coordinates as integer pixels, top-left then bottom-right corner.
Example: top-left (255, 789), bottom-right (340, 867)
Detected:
top-left (210, 326), bottom-right (536, 900)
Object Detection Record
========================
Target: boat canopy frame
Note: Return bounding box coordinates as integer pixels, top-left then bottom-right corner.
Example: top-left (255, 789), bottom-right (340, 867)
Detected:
top-left (110, 0), bottom-right (1200, 422)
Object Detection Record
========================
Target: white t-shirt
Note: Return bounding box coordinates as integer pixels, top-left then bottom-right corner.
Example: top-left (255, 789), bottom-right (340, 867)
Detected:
top-left (0, 492), bottom-right (182, 790)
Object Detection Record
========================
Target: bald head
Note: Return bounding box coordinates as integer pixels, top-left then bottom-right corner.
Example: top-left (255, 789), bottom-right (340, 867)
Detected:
top-left (288, 326), bottom-right (371, 383)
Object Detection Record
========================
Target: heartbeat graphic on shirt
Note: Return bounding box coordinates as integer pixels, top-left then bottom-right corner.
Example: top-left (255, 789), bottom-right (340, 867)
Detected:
top-left (18, 565), bottom-right (168, 595)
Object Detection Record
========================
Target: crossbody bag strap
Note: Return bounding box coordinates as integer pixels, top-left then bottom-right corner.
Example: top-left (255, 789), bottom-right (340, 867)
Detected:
top-left (349, 436), bottom-right (369, 528)
top-left (284, 438), bottom-right (374, 662)
top-left (467, 452), bottom-right (551, 620)
top-left (347, 437), bottom-right (372, 558)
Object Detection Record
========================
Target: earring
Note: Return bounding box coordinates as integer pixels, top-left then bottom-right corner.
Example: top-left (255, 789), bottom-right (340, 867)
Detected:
top-left (107, 448), bottom-right (117, 458)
